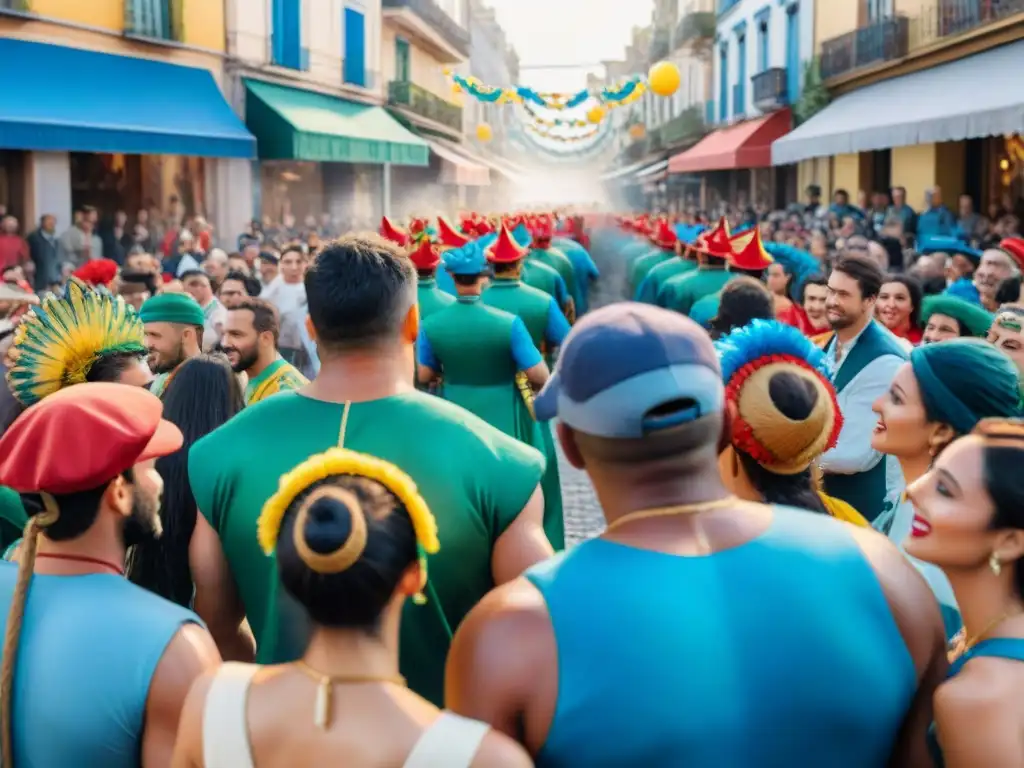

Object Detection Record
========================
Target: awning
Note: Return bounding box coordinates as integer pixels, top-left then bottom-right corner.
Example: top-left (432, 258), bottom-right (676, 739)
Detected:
top-left (444, 142), bottom-right (526, 183)
top-left (425, 137), bottom-right (490, 186)
top-left (669, 109), bottom-right (791, 173)
top-left (245, 79), bottom-right (428, 166)
top-left (0, 38), bottom-right (254, 158)
top-left (636, 159), bottom-right (669, 180)
top-left (601, 157), bottom-right (653, 182)
top-left (772, 40), bottom-right (1024, 165)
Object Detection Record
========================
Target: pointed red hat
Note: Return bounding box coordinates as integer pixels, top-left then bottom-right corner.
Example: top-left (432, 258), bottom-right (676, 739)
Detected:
top-left (728, 227), bottom-right (774, 271)
top-left (437, 216), bottom-right (470, 249)
top-left (380, 216), bottom-right (410, 247)
top-left (408, 238), bottom-right (441, 270)
top-left (408, 218), bottom-right (428, 237)
top-left (695, 217), bottom-right (732, 258)
top-left (485, 225), bottom-right (528, 264)
top-left (649, 218), bottom-right (678, 250)
top-left (533, 216), bottom-right (554, 247)
top-left (474, 219), bottom-right (495, 237)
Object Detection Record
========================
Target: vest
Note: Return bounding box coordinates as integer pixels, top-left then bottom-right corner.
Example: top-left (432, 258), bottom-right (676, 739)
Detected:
top-left (483, 280), bottom-right (551, 350)
top-left (823, 321), bottom-right (908, 521)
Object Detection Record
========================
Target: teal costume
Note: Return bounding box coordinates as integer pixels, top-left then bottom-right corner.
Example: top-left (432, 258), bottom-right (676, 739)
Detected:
top-left (417, 277), bottom-right (455, 321)
top-left (658, 265), bottom-right (732, 315)
top-left (627, 246), bottom-right (673, 298)
top-left (689, 291), bottom-right (723, 328)
top-left (529, 246), bottom-right (578, 316)
top-left (635, 256), bottom-right (698, 304)
top-left (552, 237), bottom-right (599, 315)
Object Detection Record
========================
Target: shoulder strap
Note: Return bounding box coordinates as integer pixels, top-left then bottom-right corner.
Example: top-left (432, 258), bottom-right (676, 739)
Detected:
top-left (403, 712), bottom-right (491, 768)
top-left (202, 662), bottom-right (258, 768)
top-left (966, 638), bottom-right (1024, 664)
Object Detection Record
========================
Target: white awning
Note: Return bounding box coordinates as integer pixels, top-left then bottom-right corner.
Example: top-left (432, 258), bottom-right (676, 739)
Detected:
top-left (425, 137), bottom-right (490, 186)
top-left (635, 159), bottom-right (669, 179)
top-left (600, 157), bottom-right (652, 182)
top-left (772, 39), bottom-right (1024, 166)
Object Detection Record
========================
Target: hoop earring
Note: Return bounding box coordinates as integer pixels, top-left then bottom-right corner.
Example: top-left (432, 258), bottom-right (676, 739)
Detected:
top-left (990, 553), bottom-right (1002, 576)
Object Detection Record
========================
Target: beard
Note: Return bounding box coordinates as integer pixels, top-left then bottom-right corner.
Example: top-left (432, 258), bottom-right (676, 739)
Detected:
top-left (828, 312), bottom-right (856, 330)
top-left (149, 339), bottom-right (186, 374)
top-left (122, 488), bottom-right (163, 549)
top-left (224, 344), bottom-right (259, 374)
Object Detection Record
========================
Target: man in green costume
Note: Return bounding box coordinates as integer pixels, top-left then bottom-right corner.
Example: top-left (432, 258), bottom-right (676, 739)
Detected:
top-left (526, 217), bottom-right (578, 323)
top-left (634, 223), bottom-right (706, 304)
top-left (188, 232), bottom-right (552, 706)
top-left (497, 225), bottom-right (573, 320)
top-left (627, 218), bottom-right (681, 298)
top-left (408, 237), bottom-right (455, 321)
top-left (688, 227), bottom-right (775, 326)
top-left (657, 218), bottom-right (735, 316)
top-left (481, 225), bottom-right (570, 549)
top-left (551, 234), bottom-right (599, 316)
top-left (139, 292), bottom-right (205, 397)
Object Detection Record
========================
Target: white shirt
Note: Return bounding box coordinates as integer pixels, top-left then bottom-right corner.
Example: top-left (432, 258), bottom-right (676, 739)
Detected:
top-left (261, 277), bottom-right (306, 350)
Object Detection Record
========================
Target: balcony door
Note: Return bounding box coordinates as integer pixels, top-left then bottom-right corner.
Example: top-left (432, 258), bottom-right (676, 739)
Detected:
top-left (786, 6), bottom-right (800, 104)
top-left (343, 6), bottom-right (366, 87)
top-left (395, 38), bottom-right (411, 82)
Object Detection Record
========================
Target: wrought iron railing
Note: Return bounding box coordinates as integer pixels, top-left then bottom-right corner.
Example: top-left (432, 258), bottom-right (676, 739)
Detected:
top-left (388, 80), bottom-right (463, 131)
top-left (656, 106), bottom-right (705, 146)
top-left (752, 67), bottom-right (788, 109)
top-left (820, 16), bottom-right (909, 80)
top-left (124, 0), bottom-right (183, 41)
top-left (382, 0), bottom-right (470, 58)
top-left (909, 0), bottom-right (1024, 51)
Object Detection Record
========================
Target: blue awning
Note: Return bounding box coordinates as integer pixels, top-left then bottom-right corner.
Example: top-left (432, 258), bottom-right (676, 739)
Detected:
top-left (0, 39), bottom-right (254, 159)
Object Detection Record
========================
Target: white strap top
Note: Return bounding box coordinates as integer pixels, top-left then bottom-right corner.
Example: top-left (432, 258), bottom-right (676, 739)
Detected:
top-left (200, 663), bottom-right (491, 768)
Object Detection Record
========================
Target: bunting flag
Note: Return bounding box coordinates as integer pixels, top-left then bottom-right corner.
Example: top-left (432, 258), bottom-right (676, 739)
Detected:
top-left (446, 71), bottom-right (649, 118)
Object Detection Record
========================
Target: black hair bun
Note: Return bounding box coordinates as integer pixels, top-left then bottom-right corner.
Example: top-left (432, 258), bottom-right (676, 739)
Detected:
top-left (768, 370), bottom-right (818, 421)
top-left (302, 495), bottom-right (354, 556)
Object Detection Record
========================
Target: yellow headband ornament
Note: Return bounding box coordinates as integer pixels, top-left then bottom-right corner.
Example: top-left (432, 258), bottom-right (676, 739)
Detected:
top-left (257, 448), bottom-right (440, 603)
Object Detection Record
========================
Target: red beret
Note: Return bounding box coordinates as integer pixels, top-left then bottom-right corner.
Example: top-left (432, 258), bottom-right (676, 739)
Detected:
top-left (0, 382), bottom-right (183, 494)
top-left (72, 258), bottom-right (119, 287)
top-left (999, 238), bottom-right (1024, 272)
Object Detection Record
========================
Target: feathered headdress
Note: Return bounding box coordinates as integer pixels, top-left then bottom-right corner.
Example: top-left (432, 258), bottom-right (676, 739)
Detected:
top-left (6, 278), bottom-right (147, 406)
top-left (715, 319), bottom-right (842, 475)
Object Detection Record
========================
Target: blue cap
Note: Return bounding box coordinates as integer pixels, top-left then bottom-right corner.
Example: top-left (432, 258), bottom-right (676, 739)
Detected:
top-left (673, 223), bottom-right (707, 245)
top-left (535, 303), bottom-right (723, 438)
top-left (444, 241), bottom-right (487, 276)
top-left (512, 224), bottom-right (532, 248)
top-left (919, 235), bottom-right (981, 263)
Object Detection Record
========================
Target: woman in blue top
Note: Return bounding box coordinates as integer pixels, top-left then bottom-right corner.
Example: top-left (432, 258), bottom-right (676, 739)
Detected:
top-left (907, 418), bottom-right (1024, 767)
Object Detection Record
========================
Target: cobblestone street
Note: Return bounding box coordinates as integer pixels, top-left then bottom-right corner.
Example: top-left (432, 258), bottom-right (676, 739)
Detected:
top-left (555, 426), bottom-right (605, 545)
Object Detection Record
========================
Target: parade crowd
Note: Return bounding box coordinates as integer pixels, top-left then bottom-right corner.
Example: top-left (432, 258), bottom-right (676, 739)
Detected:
top-left (0, 185), bottom-right (1023, 766)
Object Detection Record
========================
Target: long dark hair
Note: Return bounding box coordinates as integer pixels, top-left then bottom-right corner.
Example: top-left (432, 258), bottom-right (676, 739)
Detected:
top-left (881, 273), bottom-right (923, 331)
top-left (127, 353), bottom-right (244, 605)
top-left (979, 420), bottom-right (1024, 599)
top-left (737, 451), bottom-right (828, 515)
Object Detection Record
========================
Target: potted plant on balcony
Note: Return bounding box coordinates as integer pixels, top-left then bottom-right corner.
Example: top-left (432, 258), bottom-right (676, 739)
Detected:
top-left (794, 57), bottom-right (830, 126)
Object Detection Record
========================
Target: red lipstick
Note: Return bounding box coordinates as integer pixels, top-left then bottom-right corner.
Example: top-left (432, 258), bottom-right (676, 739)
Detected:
top-left (911, 515), bottom-right (932, 538)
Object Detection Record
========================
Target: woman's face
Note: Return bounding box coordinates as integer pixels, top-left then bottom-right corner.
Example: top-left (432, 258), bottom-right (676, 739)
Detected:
top-left (871, 363), bottom-right (935, 457)
top-left (922, 312), bottom-right (963, 344)
top-left (904, 435), bottom-right (997, 569)
top-left (876, 281), bottom-right (913, 331)
top-left (766, 263), bottom-right (788, 296)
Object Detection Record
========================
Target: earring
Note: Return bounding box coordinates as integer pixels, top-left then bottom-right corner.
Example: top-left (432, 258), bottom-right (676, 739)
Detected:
top-left (990, 553), bottom-right (1002, 576)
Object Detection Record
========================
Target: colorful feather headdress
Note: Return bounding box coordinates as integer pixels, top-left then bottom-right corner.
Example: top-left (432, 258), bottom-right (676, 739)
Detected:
top-left (715, 319), bottom-right (842, 475)
top-left (6, 278), bottom-right (147, 406)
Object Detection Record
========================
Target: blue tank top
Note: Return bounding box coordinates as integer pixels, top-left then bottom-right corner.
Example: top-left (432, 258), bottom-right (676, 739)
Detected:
top-left (928, 638), bottom-right (1024, 767)
top-left (525, 505), bottom-right (917, 767)
top-left (0, 566), bottom-right (201, 767)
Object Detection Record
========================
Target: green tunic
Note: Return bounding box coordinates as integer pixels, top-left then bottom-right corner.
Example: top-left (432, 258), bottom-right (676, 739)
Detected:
top-left (421, 297), bottom-right (535, 445)
top-left (244, 357), bottom-right (308, 406)
top-left (636, 257), bottom-right (698, 304)
top-left (528, 247), bottom-right (577, 313)
top-left (621, 239), bottom-right (653, 266)
top-left (689, 291), bottom-right (723, 328)
top-left (521, 260), bottom-right (567, 312)
top-left (417, 278), bottom-right (455, 321)
top-left (628, 247), bottom-right (673, 298)
top-left (482, 279), bottom-right (565, 549)
top-left (188, 390), bottom-right (544, 706)
top-left (659, 267), bottom-right (733, 316)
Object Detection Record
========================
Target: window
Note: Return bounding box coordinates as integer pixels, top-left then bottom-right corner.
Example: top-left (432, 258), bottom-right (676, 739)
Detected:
top-left (719, 44), bottom-right (728, 121)
top-left (864, 0), bottom-right (892, 22)
top-left (735, 33), bottom-right (746, 116)
top-left (343, 7), bottom-right (366, 87)
top-left (395, 38), bottom-right (410, 81)
top-left (758, 19), bottom-right (769, 72)
top-left (786, 5), bottom-right (800, 103)
top-left (271, 0), bottom-right (305, 70)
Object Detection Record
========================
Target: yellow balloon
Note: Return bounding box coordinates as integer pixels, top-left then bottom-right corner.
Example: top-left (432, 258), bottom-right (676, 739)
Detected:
top-left (586, 105), bottom-right (605, 124)
top-left (648, 61), bottom-right (681, 97)
top-left (476, 123), bottom-right (493, 142)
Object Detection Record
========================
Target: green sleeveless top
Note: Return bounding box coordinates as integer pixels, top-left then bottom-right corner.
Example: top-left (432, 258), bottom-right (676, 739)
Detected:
top-left (188, 390), bottom-right (544, 706)
top-left (483, 280), bottom-right (551, 350)
top-left (529, 247), bottom-right (577, 305)
top-left (417, 278), bottom-right (455, 321)
top-left (521, 260), bottom-right (564, 307)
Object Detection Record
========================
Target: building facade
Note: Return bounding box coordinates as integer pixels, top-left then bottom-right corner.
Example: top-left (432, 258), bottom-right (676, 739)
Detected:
top-left (467, 0), bottom-right (516, 154)
top-left (774, 0), bottom-right (1024, 216)
top-left (0, 0), bottom-right (252, 248)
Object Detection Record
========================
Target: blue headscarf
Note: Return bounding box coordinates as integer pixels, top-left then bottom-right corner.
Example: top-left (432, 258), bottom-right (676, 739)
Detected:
top-left (910, 338), bottom-right (1021, 435)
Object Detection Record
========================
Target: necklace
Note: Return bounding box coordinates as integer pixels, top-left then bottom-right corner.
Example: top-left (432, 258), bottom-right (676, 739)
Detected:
top-left (950, 611), bottom-right (1024, 662)
top-left (36, 552), bottom-right (125, 577)
top-left (605, 496), bottom-right (739, 533)
top-left (294, 659), bottom-right (406, 729)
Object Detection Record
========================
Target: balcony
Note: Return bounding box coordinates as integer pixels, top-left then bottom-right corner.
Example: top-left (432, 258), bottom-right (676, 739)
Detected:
top-left (382, 0), bottom-right (470, 62)
top-left (656, 106), bottom-right (705, 147)
top-left (675, 10), bottom-right (716, 48)
top-left (718, 0), bottom-right (740, 16)
top-left (909, 0), bottom-right (1024, 52)
top-left (649, 27), bottom-right (671, 62)
top-left (388, 80), bottom-right (463, 131)
top-left (752, 67), bottom-right (788, 111)
top-left (820, 16), bottom-right (909, 80)
top-left (732, 83), bottom-right (745, 119)
top-left (124, 0), bottom-right (183, 42)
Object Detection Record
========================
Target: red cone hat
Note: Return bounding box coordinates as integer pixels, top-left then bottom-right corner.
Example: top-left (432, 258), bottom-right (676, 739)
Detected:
top-left (649, 218), bottom-right (678, 249)
top-left (379, 216), bottom-right (409, 247)
top-left (485, 225), bottom-right (528, 264)
top-left (728, 227), bottom-right (774, 271)
top-left (695, 217), bottom-right (732, 258)
top-left (408, 238), bottom-right (441, 270)
top-left (437, 216), bottom-right (470, 249)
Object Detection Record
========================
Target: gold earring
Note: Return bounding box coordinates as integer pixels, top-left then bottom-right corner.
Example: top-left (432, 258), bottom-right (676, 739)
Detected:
top-left (990, 553), bottom-right (1002, 576)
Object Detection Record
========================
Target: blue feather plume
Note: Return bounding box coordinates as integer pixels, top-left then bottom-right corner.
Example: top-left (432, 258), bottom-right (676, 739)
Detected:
top-left (715, 319), bottom-right (833, 383)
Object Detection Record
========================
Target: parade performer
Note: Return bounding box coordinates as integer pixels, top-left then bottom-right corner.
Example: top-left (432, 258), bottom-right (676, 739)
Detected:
top-left (0, 383), bottom-right (219, 767)
top-left (920, 295), bottom-right (994, 343)
top-left (505, 224), bottom-right (573, 316)
top-left (634, 222), bottom-right (706, 304)
top-left (619, 216), bottom-right (655, 268)
top-left (409, 237), bottom-right (455, 322)
top-left (139, 292), bottom-right (206, 397)
top-left (658, 218), bottom-right (734, 316)
top-left (221, 298), bottom-right (308, 406)
top-left (905, 419), bottom-right (1024, 767)
top-left (1, 279), bottom-right (152, 554)
top-left (173, 448), bottom-right (529, 767)
top-left (188, 234), bottom-right (550, 706)
top-left (527, 217), bottom-right (578, 322)
top-left (715, 319), bottom-right (867, 526)
top-left (482, 226), bottom-right (570, 548)
top-left (447, 303), bottom-right (946, 767)
top-left (689, 227), bottom-right (775, 327)
top-left (550, 233), bottom-right (599, 316)
top-left (417, 238), bottom-right (549, 442)
top-left (627, 219), bottom-right (678, 299)
top-left (986, 304), bottom-right (1024, 384)
top-left (381, 216), bottom-right (457, 297)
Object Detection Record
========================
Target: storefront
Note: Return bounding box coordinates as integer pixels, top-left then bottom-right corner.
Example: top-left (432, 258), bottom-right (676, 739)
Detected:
top-left (242, 78), bottom-right (429, 224)
top-left (0, 38), bottom-right (254, 240)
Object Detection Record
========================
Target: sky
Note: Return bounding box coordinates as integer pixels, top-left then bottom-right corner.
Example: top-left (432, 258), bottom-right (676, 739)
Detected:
top-left (487, 0), bottom-right (654, 93)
